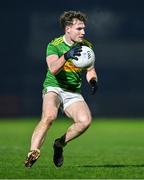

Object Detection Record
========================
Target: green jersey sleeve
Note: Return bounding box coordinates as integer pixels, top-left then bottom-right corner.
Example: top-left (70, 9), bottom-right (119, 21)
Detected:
top-left (46, 43), bottom-right (58, 57)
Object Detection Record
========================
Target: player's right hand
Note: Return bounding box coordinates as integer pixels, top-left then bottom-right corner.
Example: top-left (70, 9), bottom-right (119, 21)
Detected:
top-left (64, 45), bottom-right (82, 61)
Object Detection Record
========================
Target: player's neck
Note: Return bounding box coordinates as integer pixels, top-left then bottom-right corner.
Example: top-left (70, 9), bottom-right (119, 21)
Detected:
top-left (63, 35), bottom-right (74, 46)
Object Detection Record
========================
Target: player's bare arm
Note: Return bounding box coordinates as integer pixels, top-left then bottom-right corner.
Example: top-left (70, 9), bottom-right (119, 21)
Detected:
top-left (86, 66), bottom-right (98, 82)
top-left (47, 46), bottom-right (82, 75)
top-left (46, 55), bottom-right (66, 75)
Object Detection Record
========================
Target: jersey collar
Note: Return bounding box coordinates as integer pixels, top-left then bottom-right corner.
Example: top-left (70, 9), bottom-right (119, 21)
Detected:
top-left (63, 35), bottom-right (73, 47)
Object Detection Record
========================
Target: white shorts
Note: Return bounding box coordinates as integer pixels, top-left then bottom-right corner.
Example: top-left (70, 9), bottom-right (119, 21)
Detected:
top-left (43, 87), bottom-right (84, 110)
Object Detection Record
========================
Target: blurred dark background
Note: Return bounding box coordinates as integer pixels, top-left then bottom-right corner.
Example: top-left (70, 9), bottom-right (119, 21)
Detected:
top-left (0, 0), bottom-right (144, 118)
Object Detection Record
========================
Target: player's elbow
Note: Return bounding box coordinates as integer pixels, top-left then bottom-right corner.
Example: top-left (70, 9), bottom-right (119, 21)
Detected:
top-left (49, 67), bottom-right (59, 75)
top-left (49, 68), bottom-right (57, 75)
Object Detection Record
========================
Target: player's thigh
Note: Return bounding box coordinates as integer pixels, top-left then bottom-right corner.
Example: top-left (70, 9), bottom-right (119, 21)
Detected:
top-left (64, 100), bottom-right (92, 123)
top-left (42, 92), bottom-right (61, 121)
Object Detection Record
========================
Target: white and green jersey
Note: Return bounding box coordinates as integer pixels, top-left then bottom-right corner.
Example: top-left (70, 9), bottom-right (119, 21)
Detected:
top-left (43, 35), bottom-right (93, 92)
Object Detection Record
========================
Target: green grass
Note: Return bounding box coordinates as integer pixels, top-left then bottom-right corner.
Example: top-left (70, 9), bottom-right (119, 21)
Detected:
top-left (0, 118), bottom-right (144, 179)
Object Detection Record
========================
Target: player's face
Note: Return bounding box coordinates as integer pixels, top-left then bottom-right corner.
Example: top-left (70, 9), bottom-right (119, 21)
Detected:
top-left (66, 19), bottom-right (85, 43)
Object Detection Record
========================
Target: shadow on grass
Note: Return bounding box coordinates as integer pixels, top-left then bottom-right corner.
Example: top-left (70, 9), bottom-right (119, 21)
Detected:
top-left (77, 164), bottom-right (144, 168)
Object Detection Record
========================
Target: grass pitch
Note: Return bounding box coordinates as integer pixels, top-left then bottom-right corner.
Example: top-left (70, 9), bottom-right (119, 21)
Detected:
top-left (0, 118), bottom-right (144, 179)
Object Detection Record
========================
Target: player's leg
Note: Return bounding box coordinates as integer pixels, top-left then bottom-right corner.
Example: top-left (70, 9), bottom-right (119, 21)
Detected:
top-left (53, 100), bottom-right (92, 167)
top-left (64, 100), bottom-right (92, 143)
top-left (25, 92), bottom-right (61, 168)
top-left (30, 92), bottom-right (61, 150)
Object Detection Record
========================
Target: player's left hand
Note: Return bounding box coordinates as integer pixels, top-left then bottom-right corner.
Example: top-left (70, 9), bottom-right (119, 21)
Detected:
top-left (89, 79), bottom-right (98, 95)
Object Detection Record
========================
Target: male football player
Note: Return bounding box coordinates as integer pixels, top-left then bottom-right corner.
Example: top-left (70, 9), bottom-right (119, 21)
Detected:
top-left (25, 10), bottom-right (98, 168)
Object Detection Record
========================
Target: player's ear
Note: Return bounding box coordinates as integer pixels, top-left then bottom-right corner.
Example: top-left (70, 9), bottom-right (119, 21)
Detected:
top-left (65, 26), bottom-right (71, 33)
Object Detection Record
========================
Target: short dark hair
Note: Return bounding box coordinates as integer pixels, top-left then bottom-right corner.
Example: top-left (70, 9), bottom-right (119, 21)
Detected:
top-left (59, 10), bottom-right (87, 29)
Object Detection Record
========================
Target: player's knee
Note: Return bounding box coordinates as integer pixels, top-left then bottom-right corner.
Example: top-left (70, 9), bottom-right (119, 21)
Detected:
top-left (42, 111), bottom-right (57, 125)
top-left (80, 116), bottom-right (92, 129)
